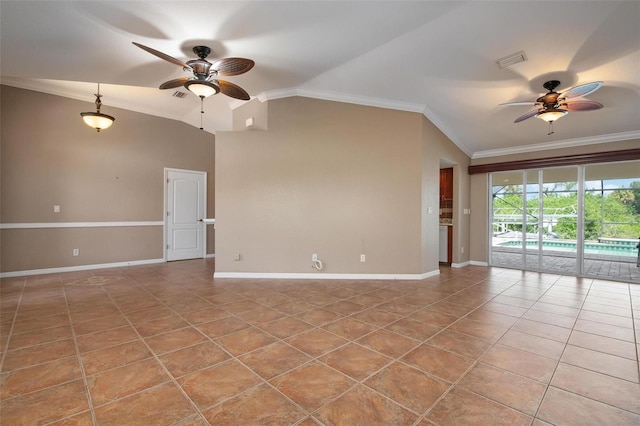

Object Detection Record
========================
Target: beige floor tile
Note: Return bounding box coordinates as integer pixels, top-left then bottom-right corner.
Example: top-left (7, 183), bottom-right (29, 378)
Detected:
top-left (426, 387), bottom-right (533, 425)
top-left (537, 386), bottom-right (640, 426)
top-left (315, 384), bottom-right (417, 425)
top-left (202, 384), bottom-right (306, 425)
top-left (551, 362), bottom-right (640, 414)
top-left (320, 343), bottom-right (391, 380)
top-left (365, 362), bottom-right (450, 413)
top-left (480, 344), bottom-right (557, 383)
top-left (178, 359), bottom-right (262, 409)
top-left (270, 362), bottom-right (355, 411)
top-left (458, 364), bottom-right (547, 415)
top-left (402, 344), bottom-right (473, 383)
top-left (239, 342), bottom-right (312, 380)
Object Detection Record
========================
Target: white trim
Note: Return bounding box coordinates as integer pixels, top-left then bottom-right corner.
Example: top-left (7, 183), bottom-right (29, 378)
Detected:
top-left (470, 261), bottom-right (489, 266)
top-left (0, 221), bottom-right (163, 229)
top-left (213, 269), bottom-right (440, 280)
top-left (472, 130), bottom-right (640, 159)
top-left (205, 253), bottom-right (216, 259)
top-left (451, 261), bottom-right (471, 268)
top-left (0, 258), bottom-right (165, 278)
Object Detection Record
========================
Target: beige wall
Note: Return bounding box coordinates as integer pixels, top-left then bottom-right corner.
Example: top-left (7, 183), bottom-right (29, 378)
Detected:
top-left (421, 117), bottom-right (471, 270)
top-left (216, 97), bottom-right (470, 276)
top-left (1, 85), bottom-right (216, 273)
top-left (468, 139), bottom-right (640, 264)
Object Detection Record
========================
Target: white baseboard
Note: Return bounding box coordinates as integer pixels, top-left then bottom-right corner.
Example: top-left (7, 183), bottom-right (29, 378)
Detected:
top-left (470, 260), bottom-right (489, 266)
top-left (0, 258), bottom-right (165, 278)
top-left (451, 261), bottom-right (471, 268)
top-left (213, 269), bottom-right (441, 281)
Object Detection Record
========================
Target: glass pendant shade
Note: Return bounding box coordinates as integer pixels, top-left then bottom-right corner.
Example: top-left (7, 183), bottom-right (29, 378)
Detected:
top-left (81, 112), bottom-right (115, 131)
top-left (185, 80), bottom-right (220, 98)
top-left (536, 109), bottom-right (567, 123)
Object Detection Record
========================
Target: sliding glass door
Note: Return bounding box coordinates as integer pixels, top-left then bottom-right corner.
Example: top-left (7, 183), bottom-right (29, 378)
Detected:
top-left (491, 171), bottom-right (525, 269)
top-left (583, 161), bottom-right (640, 281)
top-left (540, 167), bottom-right (579, 275)
top-left (489, 160), bottom-right (640, 282)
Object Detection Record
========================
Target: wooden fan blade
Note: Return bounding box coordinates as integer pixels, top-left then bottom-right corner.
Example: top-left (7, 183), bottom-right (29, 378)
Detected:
top-left (211, 58), bottom-right (255, 76)
top-left (499, 101), bottom-right (537, 107)
top-left (562, 81), bottom-right (603, 99)
top-left (132, 42), bottom-right (190, 69)
top-left (561, 100), bottom-right (604, 111)
top-left (218, 80), bottom-right (251, 100)
top-left (159, 78), bottom-right (190, 90)
top-left (514, 109), bottom-right (539, 123)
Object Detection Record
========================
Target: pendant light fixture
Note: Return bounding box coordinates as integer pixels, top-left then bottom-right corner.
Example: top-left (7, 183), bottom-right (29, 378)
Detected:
top-left (80, 83), bottom-right (115, 132)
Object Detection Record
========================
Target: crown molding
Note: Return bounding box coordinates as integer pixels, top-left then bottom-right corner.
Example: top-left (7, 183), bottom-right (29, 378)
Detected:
top-left (472, 130), bottom-right (640, 159)
top-left (1, 78), bottom-right (181, 122)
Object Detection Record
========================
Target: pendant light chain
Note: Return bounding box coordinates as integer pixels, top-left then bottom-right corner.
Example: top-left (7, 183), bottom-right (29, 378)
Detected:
top-left (199, 96), bottom-right (204, 130)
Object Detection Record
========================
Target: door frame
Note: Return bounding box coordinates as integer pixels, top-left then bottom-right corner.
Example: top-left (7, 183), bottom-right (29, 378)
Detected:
top-left (163, 167), bottom-right (207, 261)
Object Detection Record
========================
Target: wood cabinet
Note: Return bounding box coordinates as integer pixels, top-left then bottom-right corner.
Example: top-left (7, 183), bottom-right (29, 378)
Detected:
top-left (439, 168), bottom-right (453, 223)
top-left (439, 168), bottom-right (453, 201)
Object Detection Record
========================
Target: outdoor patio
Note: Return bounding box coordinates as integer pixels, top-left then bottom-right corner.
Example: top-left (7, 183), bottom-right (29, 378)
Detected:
top-left (491, 249), bottom-right (640, 283)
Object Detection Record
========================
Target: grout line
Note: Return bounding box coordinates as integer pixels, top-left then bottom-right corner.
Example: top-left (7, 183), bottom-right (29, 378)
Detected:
top-left (3, 262), bottom-right (637, 425)
top-left (64, 273), bottom-right (105, 426)
top-left (0, 278), bottom-right (27, 375)
top-left (98, 276), bottom-right (213, 425)
top-left (530, 275), bottom-right (594, 422)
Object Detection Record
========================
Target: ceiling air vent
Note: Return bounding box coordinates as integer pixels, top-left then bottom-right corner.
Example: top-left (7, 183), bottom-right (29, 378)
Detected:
top-left (496, 51), bottom-right (527, 69)
top-left (172, 91), bottom-right (187, 98)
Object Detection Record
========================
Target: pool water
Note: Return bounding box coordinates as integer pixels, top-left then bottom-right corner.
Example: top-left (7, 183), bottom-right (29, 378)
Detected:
top-left (498, 240), bottom-right (637, 256)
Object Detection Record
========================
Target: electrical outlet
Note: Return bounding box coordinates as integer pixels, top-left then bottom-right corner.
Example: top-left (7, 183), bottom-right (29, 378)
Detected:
top-left (54, 205), bottom-right (60, 213)
top-left (360, 254), bottom-right (366, 263)
top-left (234, 253), bottom-right (241, 261)
top-left (461, 246), bottom-right (464, 254)
top-left (312, 253), bottom-right (318, 261)
top-left (73, 249), bottom-right (79, 256)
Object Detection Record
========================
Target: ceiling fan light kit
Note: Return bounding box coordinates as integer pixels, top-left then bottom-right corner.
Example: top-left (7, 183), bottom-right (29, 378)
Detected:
top-left (80, 83), bottom-right (115, 132)
top-left (536, 108), bottom-right (567, 123)
top-left (184, 80), bottom-right (220, 98)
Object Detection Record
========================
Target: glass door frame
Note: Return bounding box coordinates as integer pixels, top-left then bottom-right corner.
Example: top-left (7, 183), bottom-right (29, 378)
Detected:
top-left (488, 166), bottom-right (585, 276)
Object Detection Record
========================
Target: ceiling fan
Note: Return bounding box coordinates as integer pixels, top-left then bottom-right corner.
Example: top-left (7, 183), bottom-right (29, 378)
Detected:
top-left (501, 80), bottom-right (603, 135)
top-left (132, 42), bottom-right (254, 101)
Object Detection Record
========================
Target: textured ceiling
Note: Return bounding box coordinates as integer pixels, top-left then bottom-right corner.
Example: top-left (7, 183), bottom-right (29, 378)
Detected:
top-left (1, 1), bottom-right (639, 157)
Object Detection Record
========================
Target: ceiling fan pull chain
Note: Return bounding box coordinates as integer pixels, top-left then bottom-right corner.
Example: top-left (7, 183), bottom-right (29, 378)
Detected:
top-left (200, 96), bottom-right (204, 130)
top-left (548, 121), bottom-right (554, 135)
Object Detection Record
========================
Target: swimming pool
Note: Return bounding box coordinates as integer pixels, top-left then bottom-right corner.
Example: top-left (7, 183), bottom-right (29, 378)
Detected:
top-left (497, 239), bottom-right (637, 257)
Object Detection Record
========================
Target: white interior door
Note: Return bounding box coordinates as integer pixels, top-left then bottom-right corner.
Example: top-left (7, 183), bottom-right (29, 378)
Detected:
top-left (166, 169), bottom-right (206, 261)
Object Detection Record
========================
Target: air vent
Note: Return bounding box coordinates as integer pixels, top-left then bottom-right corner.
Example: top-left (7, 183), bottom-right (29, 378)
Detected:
top-left (172, 91), bottom-right (187, 98)
top-left (496, 51), bottom-right (527, 69)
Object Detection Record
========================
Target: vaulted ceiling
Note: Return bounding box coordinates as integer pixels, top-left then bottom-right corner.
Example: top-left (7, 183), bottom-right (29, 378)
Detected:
top-left (1, 1), bottom-right (638, 157)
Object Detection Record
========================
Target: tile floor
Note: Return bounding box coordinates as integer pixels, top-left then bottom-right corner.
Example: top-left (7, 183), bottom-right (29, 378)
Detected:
top-left (1, 259), bottom-right (639, 425)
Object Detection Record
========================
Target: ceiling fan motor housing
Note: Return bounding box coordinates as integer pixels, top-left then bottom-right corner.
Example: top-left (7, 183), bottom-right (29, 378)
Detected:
top-left (186, 60), bottom-right (213, 79)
